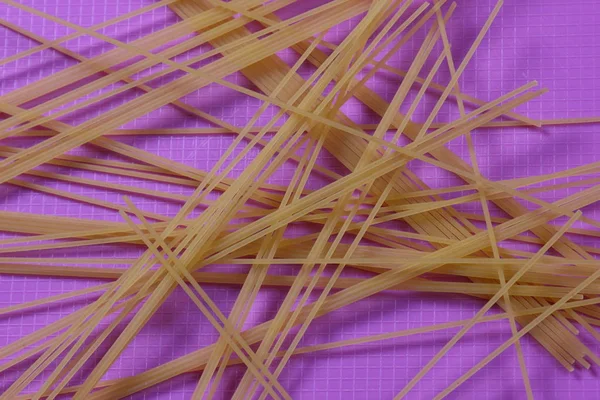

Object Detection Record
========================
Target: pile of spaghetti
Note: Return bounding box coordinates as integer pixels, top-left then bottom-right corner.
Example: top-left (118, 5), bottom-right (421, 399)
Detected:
top-left (1, 0), bottom-right (600, 399)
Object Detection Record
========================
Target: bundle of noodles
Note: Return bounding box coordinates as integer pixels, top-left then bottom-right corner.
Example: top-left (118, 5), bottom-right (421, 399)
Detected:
top-left (0, 0), bottom-right (599, 398)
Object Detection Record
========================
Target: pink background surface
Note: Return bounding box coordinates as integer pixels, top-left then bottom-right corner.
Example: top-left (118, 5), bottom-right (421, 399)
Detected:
top-left (1, 0), bottom-right (600, 398)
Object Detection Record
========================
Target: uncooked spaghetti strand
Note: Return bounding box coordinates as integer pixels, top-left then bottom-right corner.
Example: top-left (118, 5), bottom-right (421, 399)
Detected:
top-left (264, 181), bottom-right (400, 397)
top-left (383, 169), bottom-right (600, 202)
top-left (219, 257), bottom-right (600, 268)
top-left (265, 86), bottom-right (453, 400)
top-left (177, 1), bottom-right (564, 252)
top-left (0, 144), bottom-right (291, 196)
top-left (392, 51), bottom-right (448, 138)
top-left (3, 3), bottom-right (394, 238)
top-left (341, 177), bottom-right (575, 230)
top-left (0, 219), bottom-right (182, 247)
top-left (0, 303), bottom-right (103, 374)
top-left (215, 9), bottom-right (387, 392)
top-left (0, 282), bottom-right (175, 381)
top-left (15, 169), bottom-right (190, 204)
top-left (0, 146), bottom-right (196, 186)
top-left (0, 264), bottom-right (130, 279)
top-left (520, 297), bottom-right (593, 367)
top-left (0, 283), bottom-right (110, 317)
top-left (462, 212), bottom-right (600, 241)
top-left (207, 0), bottom-right (288, 27)
top-left (89, 137), bottom-right (286, 203)
top-left (0, 257), bottom-right (137, 264)
top-left (1, 267), bottom-right (184, 385)
top-left (484, 159), bottom-right (600, 193)
top-left (195, 0), bottom-right (398, 276)
top-left (0, 228), bottom-right (156, 254)
top-left (9, 128), bottom-right (342, 180)
top-left (0, 335), bottom-right (74, 379)
top-left (0, 269), bottom-right (193, 371)
top-left (0, 14), bottom-right (229, 145)
top-left (282, 297), bottom-right (600, 354)
top-left (501, 296), bottom-right (583, 369)
top-left (426, 116), bottom-right (600, 128)
top-left (32, 119), bottom-right (600, 135)
top-left (256, 1), bottom-right (451, 208)
top-left (413, 153), bottom-right (600, 230)
top-left (0, 209), bottom-right (120, 227)
top-left (0, 141), bottom-right (182, 177)
top-left (0, 214), bottom-right (271, 253)
top-left (30, 219), bottom-right (214, 400)
top-left (269, 0), bottom-right (423, 104)
top-left (283, 0), bottom-right (448, 315)
top-left (7, 178), bottom-right (171, 222)
top-left (16, 127), bottom-right (293, 136)
top-left (79, 227), bottom-right (596, 400)
top-left (29, 254), bottom-right (188, 400)
top-left (330, 0), bottom-right (409, 102)
top-left (0, 0), bottom-right (304, 136)
top-left (0, 216), bottom-right (122, 236)
top-left (157, 35), bottom-right (332, 241)
top-left (0, 68), bottom-right (448, 184)
top-left (5, 237), bottom-right (594, 273)
top-left (202, 116), bottom-right (539, 274)
top-left (15, 127), bottom-right (342, 180)
top-left (174, 0), bottom-right (427, 160)
top-left (338, 4), bottom-right (448, 108)
top-left (562, 308), bottom-right (600, 363)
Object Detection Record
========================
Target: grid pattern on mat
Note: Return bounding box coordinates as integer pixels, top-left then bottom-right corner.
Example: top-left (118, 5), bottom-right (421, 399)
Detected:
top-left (1, 0), bottom-right (600, 399)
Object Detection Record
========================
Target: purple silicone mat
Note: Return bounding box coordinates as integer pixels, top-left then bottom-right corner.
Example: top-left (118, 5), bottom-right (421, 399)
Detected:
top-left (2, 0), bottom-right (600, 399)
